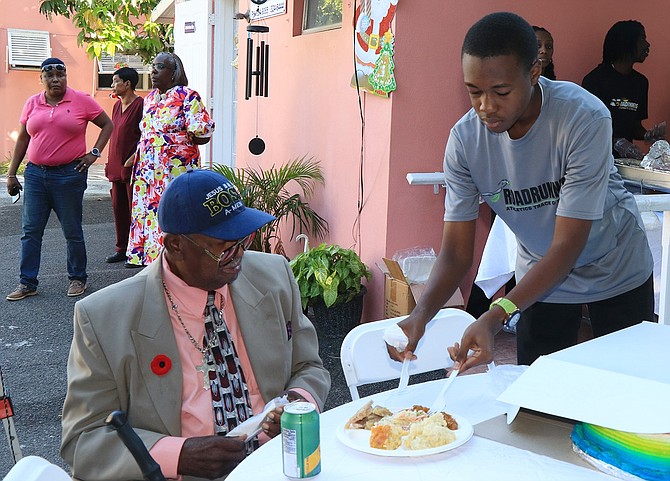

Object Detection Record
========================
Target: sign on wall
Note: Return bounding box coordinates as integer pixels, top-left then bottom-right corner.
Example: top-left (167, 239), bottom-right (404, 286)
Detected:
top-left (248, 0), bottom-right (286, 21)
top-left (351, 0), bottom-right (399, 98)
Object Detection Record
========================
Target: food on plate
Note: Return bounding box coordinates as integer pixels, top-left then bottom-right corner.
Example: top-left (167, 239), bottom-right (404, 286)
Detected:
top-left (370, 424), bottom-right (403, 450)
top-left (344, 400), bottom-right (393, 429)
top-left (345, 401), bottom-right (460, 451)
top-left (404, 413), bottom-right (457, 450)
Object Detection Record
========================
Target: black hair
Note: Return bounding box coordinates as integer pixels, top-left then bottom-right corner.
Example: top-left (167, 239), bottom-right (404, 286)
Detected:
top-left (113, 67), bottom-right (139, 90)
top-left (533, 26), bottom-right (556, 80)
top-left (462, 12), bottom-right (538, 71)
top-left (157, 52), bottom-right (189, 87)
top-left (602, 20), bottom-right (645, 63)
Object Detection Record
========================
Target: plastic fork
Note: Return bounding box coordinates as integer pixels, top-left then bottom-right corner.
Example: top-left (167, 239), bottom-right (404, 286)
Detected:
top-left (427, 367), bottom-right (459, 415)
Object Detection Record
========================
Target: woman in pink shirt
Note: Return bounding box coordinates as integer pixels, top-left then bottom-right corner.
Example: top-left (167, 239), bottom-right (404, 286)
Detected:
top-left (5, 57), bottom-right (113, 301)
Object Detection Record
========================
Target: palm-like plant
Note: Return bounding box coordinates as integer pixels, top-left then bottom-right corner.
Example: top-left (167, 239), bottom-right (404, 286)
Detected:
top-left (211, 156), bottom-right (329, 256)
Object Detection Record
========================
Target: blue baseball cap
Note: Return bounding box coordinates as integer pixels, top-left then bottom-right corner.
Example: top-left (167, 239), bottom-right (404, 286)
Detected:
top-left (158, 169), bottom-right (275, 240)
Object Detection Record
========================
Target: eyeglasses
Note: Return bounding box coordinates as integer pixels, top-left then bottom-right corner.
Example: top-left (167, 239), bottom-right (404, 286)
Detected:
top-left (181, 232), bottom-right (256, 267)
top-left (11, 190), bottom-right (21, 204)
top-left (152, 62), bottom-right (173, 71)
top-left (41, 64), bottom-right (66, 72)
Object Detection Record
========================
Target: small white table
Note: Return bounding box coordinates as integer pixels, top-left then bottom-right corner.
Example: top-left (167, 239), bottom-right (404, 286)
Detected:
top-left (227, 375), bottom-right (617, 481)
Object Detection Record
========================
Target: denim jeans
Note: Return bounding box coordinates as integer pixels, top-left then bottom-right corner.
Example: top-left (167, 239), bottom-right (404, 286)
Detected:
top-left (20, 161), bottom-right (88, 289)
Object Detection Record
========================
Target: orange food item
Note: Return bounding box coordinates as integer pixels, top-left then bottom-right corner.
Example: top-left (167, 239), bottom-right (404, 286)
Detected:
top-left (370, 424), bottom-right (402, 450)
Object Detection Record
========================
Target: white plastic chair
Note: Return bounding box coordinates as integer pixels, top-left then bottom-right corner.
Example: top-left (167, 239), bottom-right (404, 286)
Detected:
top-left (2, 456), bottom-right (71, 481)
top-left (340, 308), bottom-right (477, 400)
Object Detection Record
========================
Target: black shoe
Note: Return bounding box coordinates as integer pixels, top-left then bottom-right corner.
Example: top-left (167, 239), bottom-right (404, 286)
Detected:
top-left (124, 262), bottom-right (144, 269)
top-left (106, 252), bottom-right (126, 263)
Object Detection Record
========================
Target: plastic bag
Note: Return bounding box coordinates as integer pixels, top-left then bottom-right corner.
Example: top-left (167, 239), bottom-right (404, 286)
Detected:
top-left (392, 246), bottom-right (436, 284)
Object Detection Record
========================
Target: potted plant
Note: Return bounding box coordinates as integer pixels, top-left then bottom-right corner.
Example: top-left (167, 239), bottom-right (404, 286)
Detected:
top-left (211, 156), bottom-right (329, 256)
top-left (290, 243), bottom-right (372, 340)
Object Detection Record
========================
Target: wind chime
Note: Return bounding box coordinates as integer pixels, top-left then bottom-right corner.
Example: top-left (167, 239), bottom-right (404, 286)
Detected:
top-left (245, 22), bottom-right (270, 155)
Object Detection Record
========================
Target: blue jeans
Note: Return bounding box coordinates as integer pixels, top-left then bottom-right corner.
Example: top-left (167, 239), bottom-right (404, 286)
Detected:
top-left (20, 161), bottom-right (88, 289)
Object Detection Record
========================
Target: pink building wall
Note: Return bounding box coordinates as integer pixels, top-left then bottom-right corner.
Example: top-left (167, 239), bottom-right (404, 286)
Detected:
top-left (1, 0), bottom-right (121, 165)
top-left (234, 1), bottom-right (670, 322)
top-left (3, 1), bottom-right (670, 322)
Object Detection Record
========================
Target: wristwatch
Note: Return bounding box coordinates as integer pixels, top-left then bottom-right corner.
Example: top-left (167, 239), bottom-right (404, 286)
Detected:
top-left (89, 148), bottom-right (101, 158)
top-left (490, 297), bottom-right (521, 329)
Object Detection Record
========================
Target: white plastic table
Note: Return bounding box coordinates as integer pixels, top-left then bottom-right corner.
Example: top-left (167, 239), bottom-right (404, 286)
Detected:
top-left (226, 375), bottom-right (618, 481)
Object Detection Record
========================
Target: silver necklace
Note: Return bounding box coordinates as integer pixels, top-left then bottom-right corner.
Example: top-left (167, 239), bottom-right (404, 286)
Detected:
top-left (162, 280), bottom-right (216, 389)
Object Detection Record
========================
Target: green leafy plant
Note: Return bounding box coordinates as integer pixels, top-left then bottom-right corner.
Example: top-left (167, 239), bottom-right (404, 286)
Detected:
top-left (39, 0), bottom-right (173, 62)
top-left (290, 243), bottom-right (371, 310)
top-left (211, 156), bottom-right (329, 256)
top-left (0, 154), bottom-right (26, 176)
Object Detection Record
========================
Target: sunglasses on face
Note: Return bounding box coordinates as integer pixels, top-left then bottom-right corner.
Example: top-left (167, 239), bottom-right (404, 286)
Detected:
top-left (41, 64), bottom-right (66, 72)
top-left (181, 232), bottom-right (256, 267)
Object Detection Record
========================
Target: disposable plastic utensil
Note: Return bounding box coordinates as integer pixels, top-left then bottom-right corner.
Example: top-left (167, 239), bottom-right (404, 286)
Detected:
top-left (427, 368), bottom-right (459, 415)
top-left (397, 357), bottom-right (410, 392)
top-left (384, 357), bottom-right (411, 408)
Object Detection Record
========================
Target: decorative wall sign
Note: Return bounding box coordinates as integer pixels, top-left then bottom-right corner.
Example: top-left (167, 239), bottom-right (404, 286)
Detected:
top-left (248, 0), bottom-right (286, 21)
top-left (351, 0), bottom-right (399, 98)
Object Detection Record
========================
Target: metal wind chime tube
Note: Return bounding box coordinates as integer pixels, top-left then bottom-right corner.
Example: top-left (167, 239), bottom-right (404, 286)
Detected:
top-left (245, 25), bottom-right (270, 100)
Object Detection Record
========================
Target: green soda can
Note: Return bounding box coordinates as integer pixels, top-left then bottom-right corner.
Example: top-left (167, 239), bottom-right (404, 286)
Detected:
top-left (281, 401), bottom-right (321, 478)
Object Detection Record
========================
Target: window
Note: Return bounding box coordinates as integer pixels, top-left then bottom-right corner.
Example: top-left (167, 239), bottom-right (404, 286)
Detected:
top-left (303, 0), bottom-right (342, 32)
top-left (97, 53), bottom-right (152, 90)
top-left (7, 29), bottom-right (51, 69)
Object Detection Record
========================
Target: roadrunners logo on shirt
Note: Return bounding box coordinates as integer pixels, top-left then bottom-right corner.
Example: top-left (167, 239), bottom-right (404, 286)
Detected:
top-left (483, 178), bottom-right (565, 211)
top-left (609, 98), bottom-right (639, 112)
top-left (481, 179), bottom-right (510, 203)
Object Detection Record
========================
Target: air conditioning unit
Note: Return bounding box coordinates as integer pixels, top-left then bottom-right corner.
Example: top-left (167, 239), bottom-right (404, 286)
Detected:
top-left (8, 29), bottom-right (51, 69)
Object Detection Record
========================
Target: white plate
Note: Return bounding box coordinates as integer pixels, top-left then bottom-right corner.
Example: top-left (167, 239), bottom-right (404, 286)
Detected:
top-left (336, 412), bottom-right (473, 457)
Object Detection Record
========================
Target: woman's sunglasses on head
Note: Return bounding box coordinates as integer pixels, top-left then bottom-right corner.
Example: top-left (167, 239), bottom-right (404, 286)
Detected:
top-left (41, 64), bottom-right (66, 72)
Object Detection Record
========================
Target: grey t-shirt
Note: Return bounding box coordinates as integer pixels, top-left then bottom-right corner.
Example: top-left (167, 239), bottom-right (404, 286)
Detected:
top-left (443, 77), bottom-right (652, 303)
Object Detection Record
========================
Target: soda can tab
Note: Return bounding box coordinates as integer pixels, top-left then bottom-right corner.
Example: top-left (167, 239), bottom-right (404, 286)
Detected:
top-left (281, 402), bottom-right (321, 479)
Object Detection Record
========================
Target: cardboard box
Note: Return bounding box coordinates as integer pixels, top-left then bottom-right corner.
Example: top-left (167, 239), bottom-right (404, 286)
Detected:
top-left (380, 258), bottom-right (464, 318)
top-left (498, 322), bottom-right (670, 433)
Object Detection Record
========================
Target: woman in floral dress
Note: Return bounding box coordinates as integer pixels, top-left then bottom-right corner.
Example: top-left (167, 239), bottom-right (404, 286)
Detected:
top-left (125, 52), bottom-right (215, 267)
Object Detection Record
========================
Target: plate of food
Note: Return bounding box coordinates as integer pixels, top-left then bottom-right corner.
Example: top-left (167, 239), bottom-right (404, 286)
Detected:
top-left (336, 400), bottom-right (473, 457)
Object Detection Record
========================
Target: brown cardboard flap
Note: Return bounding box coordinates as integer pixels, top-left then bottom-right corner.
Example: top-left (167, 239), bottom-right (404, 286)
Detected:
top-left (382, 258), bottom-right (407, 283)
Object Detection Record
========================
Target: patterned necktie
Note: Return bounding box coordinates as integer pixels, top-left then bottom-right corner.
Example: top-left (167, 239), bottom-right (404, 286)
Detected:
top-left (203, 291), bottom-right (257, 452)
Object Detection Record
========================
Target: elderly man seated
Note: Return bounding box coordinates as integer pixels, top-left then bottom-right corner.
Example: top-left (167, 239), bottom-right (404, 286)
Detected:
top-left (61, 168), bottom-right (330, 480)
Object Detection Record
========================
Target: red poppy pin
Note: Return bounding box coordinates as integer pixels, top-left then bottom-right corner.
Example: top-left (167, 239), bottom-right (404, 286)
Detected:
top-left (151, 354), bottom-right (172, 376)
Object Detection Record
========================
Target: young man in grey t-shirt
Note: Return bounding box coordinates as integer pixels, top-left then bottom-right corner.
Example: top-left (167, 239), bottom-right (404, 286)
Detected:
top-left (388, 12), bottom-right (654, 370)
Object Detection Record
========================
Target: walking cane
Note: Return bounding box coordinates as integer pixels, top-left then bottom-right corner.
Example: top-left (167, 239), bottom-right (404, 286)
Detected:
top-left (106, 411), bottom-right (166, 481)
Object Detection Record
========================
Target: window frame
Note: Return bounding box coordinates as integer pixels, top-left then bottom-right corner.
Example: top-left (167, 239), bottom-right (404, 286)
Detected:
top-left (301, 0), bottom-right (343, 34)
top-left (96, 53), bottom-right (152, 91)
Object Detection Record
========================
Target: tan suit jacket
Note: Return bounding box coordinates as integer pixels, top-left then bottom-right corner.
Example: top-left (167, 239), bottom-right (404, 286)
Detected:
top-left (61, 251), bottom-right (330, 481)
